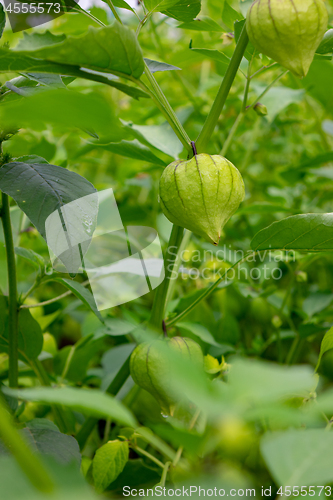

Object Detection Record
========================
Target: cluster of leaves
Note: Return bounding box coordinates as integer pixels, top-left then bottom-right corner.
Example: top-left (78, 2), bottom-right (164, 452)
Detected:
top-left (2, 0), bottom-right (333, 498)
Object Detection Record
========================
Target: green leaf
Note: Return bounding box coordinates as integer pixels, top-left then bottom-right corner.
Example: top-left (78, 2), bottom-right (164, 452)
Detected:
top-left (0, 89), bottom-right (124, 139)
top-left (102, 318), bottom-right (137, 336)
top-left (4, 386), bottom-right (137, 427)
top-left (234, 19), bottom-right (257, 61)
top-left (92, 440), bottom-right (129, 493)
top-left (316, 29), bottom-right (333, 54)
top-left (229, 358), bottom-right (315, 405)
top-left (16, 31), bottom-right (66, 51)
top-left (190, 48), bottom-right (230, 66)
top-left (15, 247), bottom-right (45, 271)
top-left (21, 419), bottom-right (81, 465)
top-left (51, 278), bottom-right (103, 322)
top-left (0, 297), bottom-right (43, 363)
top-left (111, 0), bottom-right (135, 11)
top-left (24, 72), bottom-right (67, 88)
top-left (88, 140), bottom-right (166, 166)
top-left (124, 122), bottom-right (183, 158)
top-left (261, 429), bottom-right (333, 486)
top-left (145, 0), bottom-right (179, 13)
top-left (256, 86), bottom-right (305, 121)
top-left (251, 214), bottom-right (333, 252)
top-left (101, 343), bottom-right (135, 391)
top-left (315, 326), bottom-right (333, 371)
top-left (178, 17), bottom-right (224, 31)
top-left (15, 23), bottom-right (144, 80)
top-left (0, 48), bottom-right (147, 99)
top-left (178, 322), bottom-right (222, 347)
top-left (14, 155), bottom-right (49, 164)
top-left (162, 0), bottom-right (201, 22)
top-left (302, 292), bottom-right (333, 318)
top-left (37, 311), bottom-right (60, 332)
top-left (144, 58), bottom-right (181, 73)
top-left (222, 1), bottom-right (242, 30)
top-left (0, 161), bottom-right (96, 240)
top-left (54, 335), bottom-right (104, 383)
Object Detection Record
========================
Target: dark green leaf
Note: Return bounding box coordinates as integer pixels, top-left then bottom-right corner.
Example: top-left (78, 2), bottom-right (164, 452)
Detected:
top-left (21, 419), bottom-right (81, 465)
top-left (0, 161), bottom-right (96, 239)
top-left (251, 214), bottom-right (333, 252)
top-left (0, 3), bottom-right (5, 40)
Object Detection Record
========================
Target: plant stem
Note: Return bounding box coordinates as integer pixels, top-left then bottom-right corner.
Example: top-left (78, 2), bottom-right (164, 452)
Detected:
top-left (103, 0), bottom-right (191, 153)
top-left (221, 112), bottom-right (244, 157)
top-left (285, 334), bottom-right (302, 365)
top-left (247, 70), bottom-right (288, 112)
top-left (20, 279), bottom-right (90, 309)
top-left (30, 359), bottom-right (69, 433)
top-left (196, 24), bottom-right (249, 152)
top-left (149, 225), bottom-right (184, 330)
top-left (105, 0), bottom-right (121, 22)
top-left (221, 66), bottom-right (286, 157)
top-left (132, 445), bottom-right (165, 468)
top-left (0, 393), bottom-right (54, 492)
top-left (1, 193), bottom-right (19, 388)
top-left (164, 229), bottom-right (191, 306)
top-left (166, 253), bottom-right (254, 327)
top-left (76, 353), bottom-right (131, 450)
top-left (141, 65), bottom-right (192, 152)
top-left (172, 408), bottom-right (200, 468)
top-left (159, 461), bottom-right (171, 487)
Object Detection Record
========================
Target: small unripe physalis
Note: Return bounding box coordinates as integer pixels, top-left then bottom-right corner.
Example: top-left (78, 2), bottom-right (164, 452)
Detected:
top-left (159, 153), bottom-right (245, 245)
top-left (130, 337), bottom-right (204, 416)
top-left (246, 0), bottom-right (328, 78)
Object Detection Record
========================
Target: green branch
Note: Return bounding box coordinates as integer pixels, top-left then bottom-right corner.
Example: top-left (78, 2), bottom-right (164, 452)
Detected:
top-left (149, 225), bottom-right (184, 330)
top-left (0, 193), bottom-right (19, 388)
top-left (166, 253), bottom-right (254, 327)
top-left (196, 24), bottom-right (249, 153)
